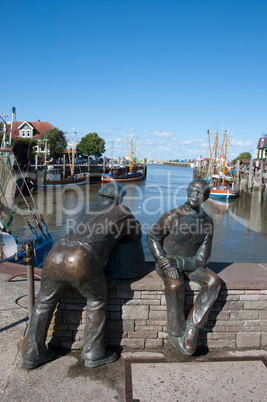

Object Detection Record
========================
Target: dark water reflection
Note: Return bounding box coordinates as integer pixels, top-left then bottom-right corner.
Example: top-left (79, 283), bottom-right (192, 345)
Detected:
top-left (10, 164), bottom-right (267, 263)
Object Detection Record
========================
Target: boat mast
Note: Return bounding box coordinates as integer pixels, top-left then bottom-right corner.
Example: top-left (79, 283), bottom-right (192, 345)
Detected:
top-left (44, 135), bottom-right (49, 166)
top-left (222, 131), bottom-right (228, 185)
top-left (66, 133), bottom-right (73, 175)
top-left (8, 107), bottom-right (16, 147)
top-left (71, 129), bottom-right (76, 176)
top-left (125, 137), bottom-right (129, 169)
top-left (214, 121), bottom-right (219, 174)
top-left (126, 132), bottom-right (136, 173)
top-left (207, 129), bottom-right (212, 177)
top-left (219, 130), bottom-right (227, 172)
top-left (111, 141), bottom-right (114, 172)
top-left (0, 113), bottom-right (8, 148)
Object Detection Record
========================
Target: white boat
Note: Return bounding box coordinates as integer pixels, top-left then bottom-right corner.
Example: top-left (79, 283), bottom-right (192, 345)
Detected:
top-left (40, 131), bottom-right (89, 186)
top-left (101, 133), bottom-right (145, 184)
top-left (206, 123), bottom-right (237, 200)
top-left (101, 169), bottom-right (143, 183)
top-left (41, 167), bottom-right (88, 186)
top-left (0, 108), bottom-right (53, 267)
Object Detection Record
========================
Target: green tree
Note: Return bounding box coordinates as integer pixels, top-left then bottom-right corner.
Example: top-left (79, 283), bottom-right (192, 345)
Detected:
top-left (232, 152), bottom-right (251, 165)
top-left (12, 138), bottom-right (38, 156)
top-left (41, 128), bottom-right (67, 159)
top-left (76, 132), bottom-right (105, 158)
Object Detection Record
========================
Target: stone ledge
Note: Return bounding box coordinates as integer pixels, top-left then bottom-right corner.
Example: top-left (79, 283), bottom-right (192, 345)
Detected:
top-left (1, 261), bottom-right (266, 290)
top-left (112, 261), bottom-right (267, 292)
top-left (47, 261), bottom-right (267, 352)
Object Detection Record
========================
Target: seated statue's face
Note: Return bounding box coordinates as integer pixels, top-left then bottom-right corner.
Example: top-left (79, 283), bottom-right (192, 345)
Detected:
top-left (187, 183), bottom-right (205, 209)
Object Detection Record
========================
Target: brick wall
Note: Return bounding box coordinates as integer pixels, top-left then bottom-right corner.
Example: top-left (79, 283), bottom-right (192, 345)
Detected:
top-left (47, 263), bottom-right (267, 351)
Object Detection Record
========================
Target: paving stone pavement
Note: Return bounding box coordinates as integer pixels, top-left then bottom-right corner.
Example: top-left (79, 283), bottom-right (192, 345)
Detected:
top-left (0, 272), bottom-right (266, 402)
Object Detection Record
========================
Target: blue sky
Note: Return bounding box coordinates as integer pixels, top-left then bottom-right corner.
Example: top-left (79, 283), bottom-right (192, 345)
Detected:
top-left (2, 0), bottom-right (266, 160)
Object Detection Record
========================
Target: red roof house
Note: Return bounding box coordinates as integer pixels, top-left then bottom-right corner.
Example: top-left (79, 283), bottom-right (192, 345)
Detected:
top-left (257, 136), bottom-right (267, 160)
top-left (9, 121), bottom-right (54, 140)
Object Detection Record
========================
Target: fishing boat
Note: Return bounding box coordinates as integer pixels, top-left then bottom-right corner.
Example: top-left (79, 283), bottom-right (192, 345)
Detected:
top-left (206, 123), bottom-right (237, 200)
top-left (101, 169), bottom-right (143, 183)
top-left (210, 183), bottom-right (236, 199)
top-left (40, 131), bottom-right (89, 186)
top-left (101, 134), bottom-right (144, 183)
top-left (0, 108), bottom-right (53, 267)
top-left (41, 167), bottom-right (88, 186)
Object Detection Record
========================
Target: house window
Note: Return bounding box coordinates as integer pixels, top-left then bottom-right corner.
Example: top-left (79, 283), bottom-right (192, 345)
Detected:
top-left (261, 139), bottom-right (264, 147)
top-left (22, 130), bottom-right (25, 137)
top-left (27, 130), bottom-right (30, 137)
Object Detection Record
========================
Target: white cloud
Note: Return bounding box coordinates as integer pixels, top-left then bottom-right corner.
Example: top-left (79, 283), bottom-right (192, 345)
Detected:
top-left (180, 138), bottom-right (205, 145)
top-left (230, 139), bottom-right (253, 147)
top-left (112, 126), bottom-right (121, 130)
top-left (161, 147), bottom-right (172, 152)
top-left (153, 130), bottom-right (174, 138)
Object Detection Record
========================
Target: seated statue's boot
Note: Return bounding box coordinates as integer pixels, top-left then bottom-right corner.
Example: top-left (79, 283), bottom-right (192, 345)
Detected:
top-left (183, 325), bottom-right (199, 355)
top-left (22, 349), bottom-right (56, 370)
top-left (168, 334), bottom-right (193, 356)
top-left (85, 351), bottom-right (118, 369)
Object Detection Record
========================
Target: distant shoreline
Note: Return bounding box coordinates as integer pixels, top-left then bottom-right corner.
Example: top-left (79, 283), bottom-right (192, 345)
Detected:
top-left (163, 162), bottom-right (191, 167)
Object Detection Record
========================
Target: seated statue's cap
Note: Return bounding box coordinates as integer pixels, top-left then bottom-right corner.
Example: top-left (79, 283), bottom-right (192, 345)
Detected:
top-left (98, 182), bottom-right (127, 198)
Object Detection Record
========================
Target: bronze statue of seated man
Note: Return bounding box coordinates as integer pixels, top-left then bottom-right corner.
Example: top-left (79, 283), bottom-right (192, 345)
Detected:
top-left (22, 182), bottom-right (143, 369)
top-left (147, 179), bottom-right (221, 355)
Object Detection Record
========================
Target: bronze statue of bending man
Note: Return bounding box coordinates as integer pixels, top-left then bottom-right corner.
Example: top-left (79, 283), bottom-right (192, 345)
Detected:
top-left (147, 179), bottom-right (221, 355)
top-left (22, 182), bottom-right (142, 369)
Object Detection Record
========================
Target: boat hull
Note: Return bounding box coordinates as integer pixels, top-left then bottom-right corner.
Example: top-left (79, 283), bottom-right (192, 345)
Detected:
top-left (101, 173), bottom-right (143, 183)
top-left (3, 236), bottom-right (54, 268)
top-left (41, 176), bottom-right (88, 186)
top-left (210, 189), bottom-right (236, 199)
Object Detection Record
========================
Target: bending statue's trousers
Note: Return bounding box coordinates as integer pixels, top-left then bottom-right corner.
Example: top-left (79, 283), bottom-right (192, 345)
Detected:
top-left (159, 266), bottom-right (221, 337)
top-left (22, 247), bottom-right (108, 364)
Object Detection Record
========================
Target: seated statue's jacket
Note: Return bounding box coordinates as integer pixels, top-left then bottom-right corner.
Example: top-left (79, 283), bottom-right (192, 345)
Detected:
top-left (148, 202), bottom-right (214, 271)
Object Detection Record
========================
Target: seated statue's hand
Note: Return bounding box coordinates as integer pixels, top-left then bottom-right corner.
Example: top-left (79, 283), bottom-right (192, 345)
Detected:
top-left (162, 265), bottom-right (180, 279)
top-left (158, 256), bottom-right (180, 280)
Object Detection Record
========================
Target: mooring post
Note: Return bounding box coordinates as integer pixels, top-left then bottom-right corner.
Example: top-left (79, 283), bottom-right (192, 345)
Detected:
top-left (260, 160), bottom-right (263, 182)
top-left (25, 242), bottom-right (35, 317)
top-left (248, 159), bottom-right (253, 190)
top-left (35, 153), bottom-right (38, 171)
top-left (63, 153), bottom-right (66, 179)
top-left (235, 160), bottom-right (240, 193)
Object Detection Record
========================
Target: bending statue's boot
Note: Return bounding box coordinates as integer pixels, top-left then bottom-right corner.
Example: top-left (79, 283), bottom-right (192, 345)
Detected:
top-left (22, 349), bottom-right (56, 370)
top-left (22, 304), bottom-right (57, 369)
top-left (85, 351), bottom-right (118, 368)
top-left (183, 325), bottom-right (199, 355)
top-left (82, 299), bottom-right (118, 368)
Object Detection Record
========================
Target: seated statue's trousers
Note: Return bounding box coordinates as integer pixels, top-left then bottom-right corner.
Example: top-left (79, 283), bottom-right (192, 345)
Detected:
top-left (22, 242), bottom-right (108, 364)
top-left (158, 266), bottom-right (222, 337)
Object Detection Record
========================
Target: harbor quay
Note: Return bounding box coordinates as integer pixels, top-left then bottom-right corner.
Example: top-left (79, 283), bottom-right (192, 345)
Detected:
top-left (194, 158), bottom-right (267, 196)
top-left (44, 261), bottom-right (266, 352)
top-left (0, 261), bottom-right (266, 401)
top-left (1, 261), bottom-right (266, 351)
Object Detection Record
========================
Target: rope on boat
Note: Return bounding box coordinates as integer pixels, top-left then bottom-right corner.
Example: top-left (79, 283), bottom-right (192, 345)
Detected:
top-left (13, 158), bottom-right (51, 239)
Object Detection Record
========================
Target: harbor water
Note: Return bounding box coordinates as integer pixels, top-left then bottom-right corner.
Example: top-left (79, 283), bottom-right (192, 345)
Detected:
top-left (10, 164), bottom-right (267, 263)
